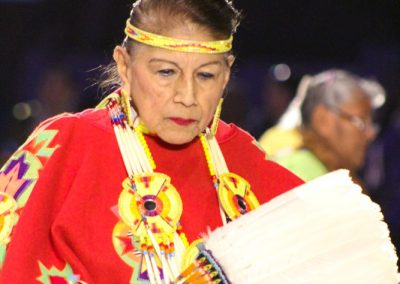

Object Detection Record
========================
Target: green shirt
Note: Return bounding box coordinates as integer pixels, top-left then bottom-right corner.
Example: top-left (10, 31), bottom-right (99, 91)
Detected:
top-left (275, 149), bottom-right (328, 181)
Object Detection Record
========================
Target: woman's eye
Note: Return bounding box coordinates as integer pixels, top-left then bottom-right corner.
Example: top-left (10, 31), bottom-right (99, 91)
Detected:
top-left (157, 69), bottom-right (175, 77)
top-left (198, 72), bottom-right (215, 80)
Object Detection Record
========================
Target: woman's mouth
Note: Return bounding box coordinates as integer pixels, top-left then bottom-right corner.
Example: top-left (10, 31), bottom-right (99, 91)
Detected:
top-left (169, 117), bottom-right (196, 126)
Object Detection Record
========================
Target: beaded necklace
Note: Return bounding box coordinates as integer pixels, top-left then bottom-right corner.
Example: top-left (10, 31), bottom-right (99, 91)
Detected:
top-left (106, 94), bottom-right (259, 284)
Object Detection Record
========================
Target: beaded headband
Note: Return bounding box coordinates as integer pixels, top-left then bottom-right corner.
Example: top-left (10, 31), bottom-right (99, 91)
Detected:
top-left (124, 20), bottom-right (233, 54)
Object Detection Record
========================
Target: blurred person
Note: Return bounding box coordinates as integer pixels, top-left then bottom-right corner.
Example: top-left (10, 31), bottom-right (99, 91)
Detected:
top-left (259, 69), bottom-right (385, 191)
top-left (0, 0), bottom-right (303, 282)
top-left (258, 74), bottom-right (313, 160)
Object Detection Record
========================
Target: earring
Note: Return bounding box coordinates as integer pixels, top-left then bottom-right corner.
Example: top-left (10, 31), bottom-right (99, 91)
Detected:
top-left (211, 98), bottom-right (224, 136)
top-left (121, 89), bottom-right (133, 127)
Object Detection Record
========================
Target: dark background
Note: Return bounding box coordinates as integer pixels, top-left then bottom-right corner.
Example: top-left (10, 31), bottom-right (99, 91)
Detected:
top-left (1, 0), bottom-right (399, 135)
top-left (1, 0), bottom-right (400, 260)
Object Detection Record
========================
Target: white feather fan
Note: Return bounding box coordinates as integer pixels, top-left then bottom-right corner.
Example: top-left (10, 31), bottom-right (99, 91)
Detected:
top-left (203, 170), bottom-right (399, 284)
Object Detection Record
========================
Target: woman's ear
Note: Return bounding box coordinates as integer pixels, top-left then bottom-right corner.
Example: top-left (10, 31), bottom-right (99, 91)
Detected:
top-left (113, 46), bottom-right (131, 88)
top-left (226, 55), bottom-right (235, 68)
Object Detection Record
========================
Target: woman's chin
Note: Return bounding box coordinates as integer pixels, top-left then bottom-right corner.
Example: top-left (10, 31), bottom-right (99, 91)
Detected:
top-left (157, 130), bottom-right (199, 145)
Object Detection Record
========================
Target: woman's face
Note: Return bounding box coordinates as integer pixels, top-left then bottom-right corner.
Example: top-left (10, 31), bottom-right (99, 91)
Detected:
top-left (327, 95), bottom-right (375, 170)
top-left (115, 25), bottom-right (233, 145)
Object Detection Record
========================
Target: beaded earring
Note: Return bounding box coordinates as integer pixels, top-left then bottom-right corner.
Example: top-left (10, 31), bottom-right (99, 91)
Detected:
top-left (121, 89), bottom-right (133, 127)
top-left (211, 98), bottom-right (224, 136)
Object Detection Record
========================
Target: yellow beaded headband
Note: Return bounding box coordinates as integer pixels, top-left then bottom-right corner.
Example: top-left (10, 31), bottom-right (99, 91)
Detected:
top-left (124, 20), bottom-right (233, 54)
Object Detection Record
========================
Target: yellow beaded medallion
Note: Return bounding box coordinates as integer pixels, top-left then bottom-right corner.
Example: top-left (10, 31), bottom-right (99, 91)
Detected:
top-left (118, 173), bottom-right (183, 235)
top-left (218, 173), bottom-right (260, 220)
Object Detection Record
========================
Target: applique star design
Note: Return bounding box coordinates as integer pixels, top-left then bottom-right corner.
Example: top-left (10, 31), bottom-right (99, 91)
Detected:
top-left (0, 154), bottom-right (32, 199)
top-left (36, 262), bottom-right (81, 284)
top-left (0, 129), bottom-right (60, 204)
top-left (23, 129), bottom-right (59, 165)
top-left (116, 235), bottom-right (135, 255)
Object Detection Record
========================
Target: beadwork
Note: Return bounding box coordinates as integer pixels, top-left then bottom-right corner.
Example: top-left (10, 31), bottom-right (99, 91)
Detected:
top-left (106, 92), bottom-right (259, 283)
top-left (124, 20), bottom-right (233, 54)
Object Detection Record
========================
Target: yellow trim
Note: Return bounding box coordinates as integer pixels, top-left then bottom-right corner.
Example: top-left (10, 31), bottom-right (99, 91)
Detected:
top-left (125, 20), bottom-right (233, 54)
top-left (134, 127), bottom-right (156, 170)
top-left (211, 98), bottom-right (223, 135)
top-left (199, 133), bottom-right (216, 176)
top-left (121, 89), bottom-right (133, 128)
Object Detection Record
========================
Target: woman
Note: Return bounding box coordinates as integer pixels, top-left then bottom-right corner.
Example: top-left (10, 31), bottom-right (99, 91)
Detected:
top-left (0, 0), bottom-right (303, 283)
top-left (259, 70), bottom-right (384, 190)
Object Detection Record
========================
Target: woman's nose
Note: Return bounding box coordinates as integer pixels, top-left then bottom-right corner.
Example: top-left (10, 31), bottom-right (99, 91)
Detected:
top-left (174, 76), bottom-right (197, 106)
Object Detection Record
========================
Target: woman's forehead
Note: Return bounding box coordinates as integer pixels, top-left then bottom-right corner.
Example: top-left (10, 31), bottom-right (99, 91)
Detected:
top-left (340, 95), bottom-right (373, 115)
top-left (132, 45), bottom-right (228, 68)
top-left (344, 89), bottom-right (372, 105)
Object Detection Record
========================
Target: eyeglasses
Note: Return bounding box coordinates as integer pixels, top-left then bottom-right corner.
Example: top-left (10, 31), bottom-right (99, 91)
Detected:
top-left (325, 105), bottom-right (378, 134)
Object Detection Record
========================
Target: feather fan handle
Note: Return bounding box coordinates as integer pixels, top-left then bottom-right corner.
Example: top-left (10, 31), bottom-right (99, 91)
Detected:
top-left (197, 170), bottom-right (400, 284)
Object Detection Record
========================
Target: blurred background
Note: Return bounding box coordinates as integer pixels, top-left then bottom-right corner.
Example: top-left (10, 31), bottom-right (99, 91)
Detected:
top-left (0, 0), bottom-right (399, 256)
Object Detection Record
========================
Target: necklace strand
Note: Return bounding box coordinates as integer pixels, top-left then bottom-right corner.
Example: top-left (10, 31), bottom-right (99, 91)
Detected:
top-left (107, 94), bottom-right (256, 283)
top-left (108, 97), bottom-right (186, 283)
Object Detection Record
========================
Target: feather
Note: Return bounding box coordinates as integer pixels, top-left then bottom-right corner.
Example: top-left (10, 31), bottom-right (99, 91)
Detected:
top-left (203, 170), bottom-right (399, 284)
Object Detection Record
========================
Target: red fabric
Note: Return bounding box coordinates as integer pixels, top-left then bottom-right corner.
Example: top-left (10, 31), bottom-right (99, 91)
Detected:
top-left (0, 108), bottom-right (303, 283)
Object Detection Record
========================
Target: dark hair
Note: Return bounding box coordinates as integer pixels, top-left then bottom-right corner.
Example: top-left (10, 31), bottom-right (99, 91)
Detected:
top-left (128, 0), bottom-right (241, 39)
top-left (99, 0), bottom-right (241, 92)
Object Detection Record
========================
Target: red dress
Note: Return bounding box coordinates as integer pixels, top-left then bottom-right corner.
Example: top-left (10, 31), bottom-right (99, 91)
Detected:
top-left (0, 108), bottom-right (303, 283)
